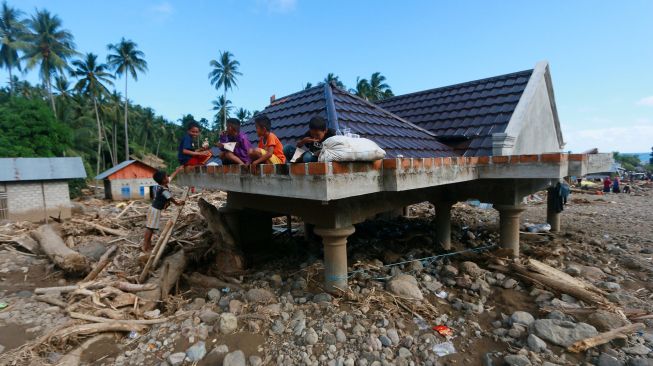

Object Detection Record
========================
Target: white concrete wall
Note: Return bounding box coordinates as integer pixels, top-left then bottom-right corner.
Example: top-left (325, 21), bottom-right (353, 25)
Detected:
top-left (6, 181), bottom-right (71, 221)
top-left (109, 178), bottom-right (156, 200)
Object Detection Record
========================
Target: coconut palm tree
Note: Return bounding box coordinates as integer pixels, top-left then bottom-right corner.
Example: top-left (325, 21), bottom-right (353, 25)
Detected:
top-left (0, 2), bottom-right (27, 92)
top-left (107, 37), bottom-right (148, 161)
top-left (322, 73), bottom-right (345, 89)
top-left (208, 50), bottom-right (241, 131)
top-left (367, 72), bottom-right (393, 101)
top-left (211, 95), bottom-right (232, 131)
top-left (235, 107), bottom-right (251, 122)
top-left (22, 9), bottom-right (76, 113)
top-left (140, 107), bottom-right (155, 150)
top-left (351, 77), bottom-right (371, 100)
top-left (304, 82), bottom-right (313, 90)
top-left (70, 52), bottom-right (114, 175)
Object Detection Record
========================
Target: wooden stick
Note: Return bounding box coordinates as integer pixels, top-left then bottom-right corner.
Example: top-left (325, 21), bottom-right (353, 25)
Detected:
top-left (49, 322), bottom-right (146, 340)
top-left (116, 201), bottom-right (135, 219)
top-left (71, 219), bottom-right (128, 237)
top-left (31, 225), bottom-right (90, 274)
top-left (83, 245), bottom-right (118, 282)
top-left (114, 281), bottom-right (157, 292)
top-left (68, 311), bottom-right (171, 325)
top-left (35, 282), bottom-right (105, 294)
top-left (567, 323), bottom-right (645, 353)
top-left (34, 295), bottom-right (68, 308)
top-left (139, 188), bottom-right (189, 283)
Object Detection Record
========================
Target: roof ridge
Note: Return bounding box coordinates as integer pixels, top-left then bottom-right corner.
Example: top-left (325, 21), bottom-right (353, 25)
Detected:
top-left (377, 68), bottom-right (533, 104)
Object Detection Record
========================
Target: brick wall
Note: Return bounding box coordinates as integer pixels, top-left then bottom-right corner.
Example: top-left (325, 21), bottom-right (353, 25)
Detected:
top-left (109, 178), bottom-right (156, 200)
top-left (6, 180), bottom-right (71, 222)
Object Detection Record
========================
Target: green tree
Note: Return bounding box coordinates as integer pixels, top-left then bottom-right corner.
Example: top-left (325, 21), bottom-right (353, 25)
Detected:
top-left (0, 96), bottom-right (71, 156)
top-left (235, 107), bottom-right (250, 122)
top-left (22, 9), bottom-right (76, 114)
top-left (211, 95), bottom-right (232, 131)
top-left (322, 73), bottom-right (345, 89)
top-left (304, 82), bottom-right (313, 90)
top-left (208, 50), bottom-right (241, 131)
top-left (351, 77), bottom-right (371, 100)
top-left (107, 37), bottom-right (148, 161)
top-left (0, 1), bottom-right (27, 92)
top-left (71, 53), bottom-right (114, 173)
top-left (367, 72), bottom-right (392, 101)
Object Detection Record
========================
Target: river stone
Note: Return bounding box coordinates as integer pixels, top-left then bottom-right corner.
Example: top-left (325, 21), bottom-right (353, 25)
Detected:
top-left (597, 353), bottom-right (624, 366)
top-left (511, 311), bottom-right (535, 327)
top-left (207, 288), bottom-right (221, 302)
top-left (249, 355), bottom-right (263, 366)
top-left (246, 288), bottom-right (276, 303)
top-left (185, 341), bottom-right (206, 362)
top-left (386, 274), bottom-right (423, 300)
top-left (460, 261), bottom-right (483, 277)
top-left (504, 354), bottom-right (532, 366)
top-left (223, 350), bottom-right (246, 366)
top-left (622, 344), bottom-right (651, 355)
top-left (219, 313), bottom-right (238, 334)
top-left (531, 319), bottom-right (598, 347)
top-left (587, 310), bottom-right (631, 332)
top-left (527, 334), bottom-right (547, 352)
top-left (305, 328), bottom-right (319, 345)
top-left (199, 309), bottom-right (220, 324)
top-left (167, 352), bottom-right (186, 366)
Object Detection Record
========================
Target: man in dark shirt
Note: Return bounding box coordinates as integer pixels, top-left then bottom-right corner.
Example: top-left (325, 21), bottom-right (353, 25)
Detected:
top-left (170, 121), bottom-right (211, 181)
top-left (283, 116), bottom-right (336, 163)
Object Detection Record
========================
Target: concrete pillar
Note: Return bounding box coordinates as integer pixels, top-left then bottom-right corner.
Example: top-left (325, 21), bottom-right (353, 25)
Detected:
top-left (495, 205), bottom-right (525, 258)
top-left (433, 201), bottom-right (454, 250)
top-left (314, 226), bottom-right (355, 293)
top-left (546, 187), bottom-right (561, 232)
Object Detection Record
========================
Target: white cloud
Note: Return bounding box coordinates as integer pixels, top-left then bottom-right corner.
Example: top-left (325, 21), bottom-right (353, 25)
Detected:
top-left (565, 120), bottom-right (653, 153)
top-left (637, 96), bottom-right (653, 106)
top-left (149, 2), bottom-right (174, 20)
top-left (261, 0), bottom-right (297, 13)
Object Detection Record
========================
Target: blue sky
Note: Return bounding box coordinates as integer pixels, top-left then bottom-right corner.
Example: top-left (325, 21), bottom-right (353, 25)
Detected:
top-left (14, 0), bottom-right (653, 153)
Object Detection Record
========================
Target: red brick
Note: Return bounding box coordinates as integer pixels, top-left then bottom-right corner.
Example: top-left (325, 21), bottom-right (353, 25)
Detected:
top-left (228, 165), bottom-right (240, 174)
top-left (308, 162), bottom-right (328, 175)
top-left (332, 162), bottom-right (351, 174)
top-left (290, 163), bottom-right (307, 175)
top-left (519, 154), bottom-right (539, 163)
top-left (371, 160), bottom-right (382, 170)
top-left (467, 157), bottom-right (479, 165)
top-left (262, 164), bottom-right (274, 175)
top-left (540, 153), bottom-right (563, 163)
top-left (352, 162), bottom-right (369, 173)
top-left (401, 159), bottom-right (411, 170)
top-left (492, 156), bottom-right (509, 164)
top-left (455, 157), bottom-right (465, 165)
top-left (569, 154), bottom-right (587, 161)
top-left (434, 158), bottom-right (442, 167)
top-left (382, 159), bottom-right (398, 170)
top-left (478, 156), bottom-right (490, 164)
top-left (412, 159), bottom-right (423, 171)
top-left (442, 157), bottom-right (452, 166)
top-left (423, 158), bottom-right (433, 169)
top-left (207, 166), bottom-right (216, 174)
top-left (250, 165), bottom-right (260, 175)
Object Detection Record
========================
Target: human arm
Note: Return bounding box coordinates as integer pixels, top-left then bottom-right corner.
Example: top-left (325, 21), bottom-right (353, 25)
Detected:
top-left (171, 198), bottom-right (186, 206)
top-left (182, 148), bottom-right (210, 156)
top-left (296, 136), bottom-right (317, 147)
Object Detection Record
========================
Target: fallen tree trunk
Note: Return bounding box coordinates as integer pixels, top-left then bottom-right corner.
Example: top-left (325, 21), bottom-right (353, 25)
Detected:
top-left (198, 198), bottom-right (245, 273)
top-left (57, 334), bottom-right (115, 366)
top-left (137, 250), bottom-right (187, 309)
top-left (183, 272), bottom-right (242, 291)
top-left (83, 245), bottom-right (117, 282)
top-left (69, 311), bottom-right (171, 325)
top-left (568, 323), bottom-right (645, 352)
top-left (31, 225), bottom-right (90, 275)
top-left (527, 259), bottom-right (607, 296)
top-left (49, 322), bottom-right (146, 340)
top-left (71, 219), bottom-right (128, 237)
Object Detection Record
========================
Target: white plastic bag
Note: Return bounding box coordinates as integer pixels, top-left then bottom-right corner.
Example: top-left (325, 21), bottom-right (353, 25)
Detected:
top-left (318, 136), bottom-right (386, 162)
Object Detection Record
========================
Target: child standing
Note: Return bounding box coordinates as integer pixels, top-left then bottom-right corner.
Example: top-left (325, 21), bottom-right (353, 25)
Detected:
top-left (216, 118), bottom-right (252, 165)
top-left (143, 171), bottom-right (185, 253)
top-left (283, 116), bottom-right (335, 163)
top-left (248, 115), bottom-right (286, 166)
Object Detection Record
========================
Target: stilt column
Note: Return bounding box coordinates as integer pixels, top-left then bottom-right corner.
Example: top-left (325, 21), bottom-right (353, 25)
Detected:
top-left (546, 187), bottom-right (561, 232)
top-left (314, 226), bottom-right (355, 293)
top-left (495, 205), bottom-right (525, 258)
top-left (433, 201), bottom-right (454, 250)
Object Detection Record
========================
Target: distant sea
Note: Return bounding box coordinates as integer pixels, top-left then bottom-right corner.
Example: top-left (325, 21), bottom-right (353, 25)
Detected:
top-left (622, 152), bottom-right (651, 163)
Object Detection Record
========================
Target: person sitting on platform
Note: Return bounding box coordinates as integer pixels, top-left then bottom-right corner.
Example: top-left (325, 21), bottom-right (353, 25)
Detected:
top-left (248, 115), bottom-right (286, 166)
top-left (170, 121), bottom-right (210, 180)
top-left (215, 118), bottom-right (251, 165)
top-left (283, 116), bottom-right (335, 163)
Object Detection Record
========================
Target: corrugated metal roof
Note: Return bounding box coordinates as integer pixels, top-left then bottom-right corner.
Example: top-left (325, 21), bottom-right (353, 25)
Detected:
top-left (0, 157), bottom-right (87, 182)
top-left (94, 160), bottom-right (135, 180)
top-left (242, 84), bottom-right (455, 158)
top-left (376, 69), bottom-right (534, 156)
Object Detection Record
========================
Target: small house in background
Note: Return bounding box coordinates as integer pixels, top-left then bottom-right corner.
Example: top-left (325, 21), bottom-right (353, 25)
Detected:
top-left (0, 157), bottom-right (87, 222)
top-left (95, 160), bottom-right (158, 201)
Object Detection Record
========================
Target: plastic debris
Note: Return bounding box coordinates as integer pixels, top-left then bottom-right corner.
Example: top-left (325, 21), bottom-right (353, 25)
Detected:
top-left (524, 223), bottom-right (551, 233)
top-left (0, 302), bottom-right (7, 310)
top-left (432, 341), bottom-right (456, 356)
top-left (433, 325), bottom-right (454, 337)
top-left (185, 341), bottom-right (206, 362)
top-left (221, 287), bottom-right (230, 293)
top-left (435, 290), bottom-right (448, 299)
top-left (413, 317), bottom-right (429, 330)
top-left (128, 330), bottom-right (139, 339)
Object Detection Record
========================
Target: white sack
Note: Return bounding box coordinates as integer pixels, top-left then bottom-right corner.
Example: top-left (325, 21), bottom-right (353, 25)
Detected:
top-left (318, 135), bottom-right (386, 162)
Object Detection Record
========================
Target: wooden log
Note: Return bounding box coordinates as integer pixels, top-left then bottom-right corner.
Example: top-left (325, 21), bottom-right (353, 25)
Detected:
top-left (183, 272), bottom-right (242, 290)
top-left (567, 323), bottom-right (645, 353)
top-left (137, 250), bottom-right (187, 306)
top-left (68, 312), bottom-right (171, 325)
top-left (35, 282), bottom-right (105, 294)
top-left (138, 188), bottom-right (189, 283)
top-left (13, 235), bottom-right (41, 254)
top-left (34, 295), bottom-right (68, 308)
top-left (49, 322), bottom-right (146, 340)
top-left (31, 225), bottom-right (90, 274)
top-left (83, 245), bottom-right (118, 282)
top-left (114, 281), bottom-right (157, 292)
top-left (116, 201), bottom-right (135, 219)
top-left (527, 259), bottom-right (607, 296)
top-left (198, 198), bottom-right (237, 249)
top-left (71, 218), bottom-right (128, 237)
top-left (57, 334), bottom-right (115, 366)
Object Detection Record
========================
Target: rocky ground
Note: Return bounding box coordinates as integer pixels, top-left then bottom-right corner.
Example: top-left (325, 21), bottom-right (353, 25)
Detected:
top-left (0, 183), bottom-right (652, 366)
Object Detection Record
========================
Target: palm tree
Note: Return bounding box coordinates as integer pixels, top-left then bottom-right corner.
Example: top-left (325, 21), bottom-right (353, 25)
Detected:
top-left (351, 77), bottom-right (371, 100)
top-left (367, 72), bottom-right (393, 101)
top-left (208, 50), bottom-right (242, 131)
top-left (70, 53), bottom-right (114, 175)
top-left (235, 107), bottom-right (251, 122)
top-left (107, 37), bottom-right (148, 161)
top-left (211, 95), bottom-right (232, 131)
top-left (140, 107), bottom-right (155, 150)
top-left (304, 82), bottom-right (312, 90)
top-left (322, 73), bottom-right (345, 89)
top-left (0, 2), bottom-right (27, 92)
top-left (22, 9), bottom-right (76, 113)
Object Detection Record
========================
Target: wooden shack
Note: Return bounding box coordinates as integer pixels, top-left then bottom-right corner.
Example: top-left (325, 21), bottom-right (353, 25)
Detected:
top-left (95, 160), bottom-right (158, 200)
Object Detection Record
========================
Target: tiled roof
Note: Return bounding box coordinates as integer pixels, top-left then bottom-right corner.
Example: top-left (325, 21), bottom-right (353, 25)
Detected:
top-left (242, 84), bottom-right (454, 158)
top-left (376, 69), bottom-right (534, 156)
top-left (95, 160), bottom-right (155, 180)
top-left (0, 157), bottom-right (86, 182)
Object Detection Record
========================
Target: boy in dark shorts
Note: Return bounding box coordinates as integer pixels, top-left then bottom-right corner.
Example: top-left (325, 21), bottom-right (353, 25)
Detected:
top-left (142, 171), bottom-right (185, 253)
top-left (283, 116), bottom-right (335, 163)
